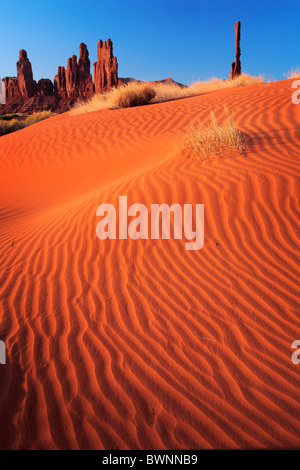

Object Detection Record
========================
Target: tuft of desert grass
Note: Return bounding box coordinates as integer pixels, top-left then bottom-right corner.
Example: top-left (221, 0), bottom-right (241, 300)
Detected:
top-left (24, 110), bottom-right (54, 125)
top-left (284, 66), bottom-right (300, 79)
top-left (0, 110), bottom-right (54, 136)
top-left (71, 74), bottom-right (266, 116)
top-left (182, 106), bottom-right (247, 161)
top-left (71, 82), bottom-right (156, 115)
top-left (152, 73), bottom-right (266, 103)
top-left (0, 118), bottom-right (23, 136)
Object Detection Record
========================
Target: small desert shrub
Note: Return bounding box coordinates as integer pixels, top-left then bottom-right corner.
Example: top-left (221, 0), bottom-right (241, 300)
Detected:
top-left (182, 106), bottom-right (247, 160)
top-left (284, 66), bottom-right (300, 79)
top-left (0, 118), bottom-right (23, 136)
top-left (72, 74), bottom-right (266, 116)
top-left (24, 110), bottom-right (54, 125)
top-left (0, 110), bottom-right (54, 136)
top-left (71, 82), bottom-right (156, 115)
top-left (112, 83), bottom-right (156, 108)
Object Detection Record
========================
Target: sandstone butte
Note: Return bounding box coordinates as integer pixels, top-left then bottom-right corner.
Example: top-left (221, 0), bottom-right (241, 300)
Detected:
top-left (1, 39), bottom-right (119, 114)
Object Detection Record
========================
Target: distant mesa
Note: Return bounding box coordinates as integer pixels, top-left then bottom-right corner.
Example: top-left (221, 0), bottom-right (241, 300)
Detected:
top-left (1, 38), bottom-right (119, 114)
top-left (118, 77), bottom-right (187, 88)
top-left (148, 77), bottom-right (187, 88)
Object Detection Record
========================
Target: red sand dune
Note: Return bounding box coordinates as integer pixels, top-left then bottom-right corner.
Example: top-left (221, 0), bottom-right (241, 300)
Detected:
top-left (0, 79), bottom-right (300, 449)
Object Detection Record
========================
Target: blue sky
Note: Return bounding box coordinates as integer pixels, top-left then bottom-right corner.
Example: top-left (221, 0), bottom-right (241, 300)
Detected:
top-left (0, 0), bottom-right (299, 86)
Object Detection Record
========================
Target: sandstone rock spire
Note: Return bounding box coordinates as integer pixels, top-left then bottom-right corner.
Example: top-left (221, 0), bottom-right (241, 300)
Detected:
top-left (17, 49), bottom-right (35, 98)
top-left (229, 21), bottom-right (241, 80)
top-left (93, 39), bottom-right (118, 93)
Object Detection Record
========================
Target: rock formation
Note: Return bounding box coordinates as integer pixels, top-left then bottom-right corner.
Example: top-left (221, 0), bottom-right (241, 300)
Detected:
top-left (53, 44), bottom-right (94, 99)
top-left (2, 38), bottom-right (118, 114)
top-left (229, 21), bottom-right (241, 80)
top-left (94, 39), bottom-right (118, 94)
top-left (17, 49), bottom-right (36, 98)
top-left (78, 42), bottom-right (94, 97)
top-left (54, 66), bottom-right (67, 97)
top-left (66, 55), bottom-right (79, 97)
top-left (63, 44), bottom-right (94, 98)
top-left (37, 79), bottom-right (53, 96)
top-left (2, 77), bottom-right (19, 100)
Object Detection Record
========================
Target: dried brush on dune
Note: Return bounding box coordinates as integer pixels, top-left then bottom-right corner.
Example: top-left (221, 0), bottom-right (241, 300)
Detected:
top-left (71, 74), bottom-right (265, 115)
top-left (71, 82), bottom-right (156, 115)
top-left (0, 110), bottom-right (54, 136)
top-left (182, 106), bottom-right (247, 160)
top-left (0, 118), bottom-right (23, 136)
top-left (284, 66), bottom-right (300, 79)
top-left (152, 73), bottom-right (265, 103)
top-left (24, 110), bottom-right (54, 125)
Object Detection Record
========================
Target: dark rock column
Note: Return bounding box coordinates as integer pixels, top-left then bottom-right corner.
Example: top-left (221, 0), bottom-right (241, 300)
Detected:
top-left (66, 55), bottom-right (79, 97)
top-left (229, 21), bottom-right (241, 80)
top-left (77, 43), bottom-right (94, 97)
top-left (17, 49), bottom-right (35, 98)
top-left (54, 67), bottom-right (67, 97)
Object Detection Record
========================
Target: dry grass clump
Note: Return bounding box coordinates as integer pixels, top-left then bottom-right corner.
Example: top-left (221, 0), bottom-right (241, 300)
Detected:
top-left (153, 74), bottom-right (265, 103)
top-left (71, 82), bottom-right (156, 115)
top-left (284, 66), bottom-right (300, 79)
top-left (182, 106), bottom-right (247, 160)
top-left (0, 118), bottom-right (23, 135)
top-left (72, 74), bottom-right (265, 115)
top-left (113, 83), bottom-right (156, 108)
top-left (0, 110), bottom-right (54, 136)
top-left (24, 110), bottom-right (54, 125)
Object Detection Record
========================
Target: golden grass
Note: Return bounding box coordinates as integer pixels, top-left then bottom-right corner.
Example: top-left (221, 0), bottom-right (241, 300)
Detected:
top-left (0, 110), bottom-right (54, 136)
top-left (152, 73), bottom-right (265, 103)
top-left (71, 74), bottom-right (266, 116)
top-left (0, 118), bottom-right (22, 135)
top-left (284, 66), bottom-right (300, 79)
top-left (24, 110), bottom-right (54, 125)
top-left (182, 106), bottom-right (247, 160)
top-left (71, 82), bottom-right (156, 115)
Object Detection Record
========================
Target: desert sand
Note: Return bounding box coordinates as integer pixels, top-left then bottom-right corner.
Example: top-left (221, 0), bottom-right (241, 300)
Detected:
top-left (0, 78), bottom-right (300, 449)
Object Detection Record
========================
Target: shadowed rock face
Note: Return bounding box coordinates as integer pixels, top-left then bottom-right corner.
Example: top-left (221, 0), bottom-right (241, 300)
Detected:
top-left (37, 79), bottom-right (53, 97)
top-left (94, 39), bottom-right (118, 93)
top-left (229, 21), bottom-right (241, 80)
top-left (1, 39), bottom-right (118, 113)
top-left (2, 77), bottom-right (19, 100)
top-left (77, 43), bottom-right (94, 97)
top-left (66, 55), bottom-right (79, 97)
top-left (54, 67), bottom-right (67, 97)
top-left (78, 42), bottom-right (91, 74)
